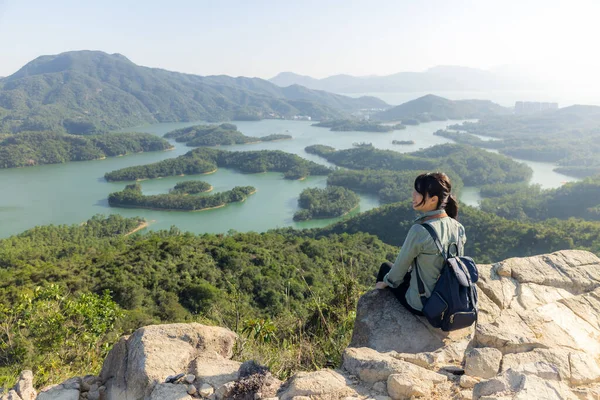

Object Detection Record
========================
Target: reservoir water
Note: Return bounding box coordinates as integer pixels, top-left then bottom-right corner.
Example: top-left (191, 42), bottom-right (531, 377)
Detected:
top-left (0, 119), bottom-right (579, 238)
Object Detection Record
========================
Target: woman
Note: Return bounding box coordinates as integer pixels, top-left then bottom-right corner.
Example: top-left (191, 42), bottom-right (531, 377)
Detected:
top-left (375, 172), bottom-right (466, 315)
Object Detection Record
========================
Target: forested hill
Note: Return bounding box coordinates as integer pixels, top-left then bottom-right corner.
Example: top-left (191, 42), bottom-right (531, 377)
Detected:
top-left (0, 51), bottom-right (388, 134)
top-left (373, 94), bottom-right (509, 122)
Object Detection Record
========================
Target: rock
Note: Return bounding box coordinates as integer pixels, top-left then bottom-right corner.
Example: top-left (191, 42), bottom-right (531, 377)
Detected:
top-left (279, 369), bottom-right (353, 400)
top-left (501, 349), bottom-right (571, 381)
top-left (187, 385), bottom-right (197, 395)
top-left (569, 352), bottom-right (600, 385)
top-left (372, 381), bottom-right (386, 394)
top-left (191, 353), bottom-right (241, 387)
top-left (184, 374), bottom-right (195, 384)
top-left (15, 370), bottom-right (36, 400)
top-left (387, 374), bottom-right (431, 399)
top-left (230, 365), bottom-right (283, 400)
top-left (459, 389), bottom-right (473, 400)
top-left (459, 375), bottom-right (479, 389)
top-left (87, 390), bottom-right (100, 400)
top-left (199, 383), bottom-right (213, 397)
top-left (149, 383), bottom-right (193, 400)
top-left (350, 289), bottom-right (461, 354)
top-left (36, 386), bottom-right (80, 400)
top-left (215, 382), bottom-right (235, 400)
top-left (343, 347), bottom-right (447, 384)
top-left (464, 348), bottom-right (503, 379)
top-left (100, 323), bottom-right (237, 400)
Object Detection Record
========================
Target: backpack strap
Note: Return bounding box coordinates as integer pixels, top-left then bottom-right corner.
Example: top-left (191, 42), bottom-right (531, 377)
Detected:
top-left (414, 223), bottom-right (447, 305)
top-left (421, 223), bottom-right (447, 260)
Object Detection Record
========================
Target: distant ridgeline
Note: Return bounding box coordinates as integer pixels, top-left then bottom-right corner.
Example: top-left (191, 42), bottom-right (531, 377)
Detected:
top-left (0, 131), bottom-right (172, 168)
top-left (312, 119), bottom-right (405, 132)
top-left (104, 148), bottom-right (332, 181)
top-left (163, 123), bottom-right (292, 146)
top-left (293, 186), bottom-right (360, 221)
top-left (0, 50), bottom-right (388, 134)
top-left (373, 94), bottom-right (510, 123)
top-left (108, 182), bottom-right (255, 211)
top-left (435, 105), bottom-right (600, 178)
top-left (305, 143), bottom-right (532, 186)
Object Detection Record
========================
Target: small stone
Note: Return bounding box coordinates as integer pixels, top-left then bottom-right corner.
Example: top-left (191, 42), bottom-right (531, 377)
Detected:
top-left (81, 382), bottom-right (91, 392)
top-left (81, 393), bottom-right (89, 399)
top-left (464, 348), bottom-right (503, 379)
top-left (459, 389), bottom-right (473, 400)
top-left (89, 384), bottom-right (98, 393)
top-left (496, 264), bottom-right (511, 277)
top-left (87, 390), bottom-right (100, 400)
top-left (187, 385), bottom-right (197, 395)
top-left (185, 374), bottom-right (196, 384)
top-left (372, 381), bottom-right (386, 394)
top-left (387, 374), bottom-right (431, 398)
top-left (200, 383), bottom-right (215, 397)
top-left (459, 375), bottom-right (479, 389)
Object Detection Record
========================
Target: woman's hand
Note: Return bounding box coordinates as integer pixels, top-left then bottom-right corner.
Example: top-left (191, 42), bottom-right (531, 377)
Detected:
top-left (376, 281), bottom-right (388, 290)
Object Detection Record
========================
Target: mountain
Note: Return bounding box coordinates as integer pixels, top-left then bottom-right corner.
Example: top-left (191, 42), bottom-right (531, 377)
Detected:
top-left (0, 51), bottom-right (389, 134)
top-left (270, 66), bottom-right (537, 94)
top-left (373, 94), bottom-right (510, 121)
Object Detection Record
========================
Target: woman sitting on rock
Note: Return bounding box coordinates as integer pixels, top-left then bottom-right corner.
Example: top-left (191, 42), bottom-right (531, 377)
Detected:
top-left (375, 172), bottom-right (466, 315)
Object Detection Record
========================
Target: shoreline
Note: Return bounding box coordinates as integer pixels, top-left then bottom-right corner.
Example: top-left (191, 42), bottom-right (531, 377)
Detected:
top-left (124, 221), bottom-right (149, 236)
top-left (295, 203), bottom-right (359, 222)
top-left (133, 168), bottom-right (218, 182)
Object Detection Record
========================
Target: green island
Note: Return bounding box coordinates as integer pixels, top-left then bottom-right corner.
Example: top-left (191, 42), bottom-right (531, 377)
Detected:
top-left (436, 105), bottom-right (600, 177)
top-left (104, 148), bottom-right (332, 181)
top-left (0, 51), bottom-right (388, 134)
top-left (0, 131), bottom-right (172, 168)
top-left (170, 180), bottom-right (213, 194)
top-left (293, 186), bottom-right (360, 221)
top-left (312, 119), bottom-right (405, 132)
top-left (108, 183), bottom-right (255, 211)
top-left (478, 176), bottom-right (600, 221)
top-left (373, 94), bottom-right (510, 122)
top-left (305, 143), bottom-right (532, 186)
top-left (163, 123), bottom-right (292, 146)
top-left (392, 140), bottom-right (415, 145)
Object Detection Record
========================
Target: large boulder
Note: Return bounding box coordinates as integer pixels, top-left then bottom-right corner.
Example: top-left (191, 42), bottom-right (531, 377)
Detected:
top-left (349, 289), bottom-right (469, 354)
top-left (99, 323), bottom-right (238, 400)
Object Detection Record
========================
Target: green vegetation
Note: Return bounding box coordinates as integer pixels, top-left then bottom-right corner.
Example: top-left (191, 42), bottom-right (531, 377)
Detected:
top-left (373, 94), bottom-right (509, 121)
top-left (392, 140), bottom-right (415, 145)
top-left (108, 183), bottom-right (255, 211)
top-left (0, 51), bottom-right (388, 134)
top-left (326, 169), bottom-right (464, 204)
top-left (164, 123), bottom-right (292, 147)
top-left (305, 144), bottom-right (532, 186)
top-left (479, 176), bottom-right (600, 221)
top-left (104, 148), bottom-right (332, 181)
top-left (0, 131), bottom-right (172, 168)
top-left (0, 215), bottom-right (395, 386)
top-left (312, 119), bottom-right (405, 132)
top-left (293, 186), bottom-right (360, 221)
top-left (440, 106), bottom-right (600, 177)
top-left (170, 181), bottom-right (213, 194)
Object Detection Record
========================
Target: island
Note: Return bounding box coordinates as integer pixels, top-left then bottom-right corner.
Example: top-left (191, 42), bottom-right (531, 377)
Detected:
top-left (293, 186), bottom-right (360, 221)
top-left (392, 140), bottom-right (415, 145)
top-left (104, 148), bottom-right (332, 181)
top-left (169, 181), bottom-right (213, 194)
top-left (312, 119), bottom-right (405, 132)
top-left (108, 183), bottom-right (256, 211)
top-left (164, 123), bottom-right (292, 147)
top-left (0, 131), bottom-right (173, 168)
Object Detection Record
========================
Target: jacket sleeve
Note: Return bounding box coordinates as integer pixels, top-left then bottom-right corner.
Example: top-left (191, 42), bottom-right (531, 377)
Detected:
top-left (383, 224), bottom-right (425, 288)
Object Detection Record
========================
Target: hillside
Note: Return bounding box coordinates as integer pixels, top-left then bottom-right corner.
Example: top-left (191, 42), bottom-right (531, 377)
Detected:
top-left (373, 94), bottom-right (510, 121)
top-left (0, 51), bottom-right (389, 134)
top-left (270, 66), bottom-right (536, 93)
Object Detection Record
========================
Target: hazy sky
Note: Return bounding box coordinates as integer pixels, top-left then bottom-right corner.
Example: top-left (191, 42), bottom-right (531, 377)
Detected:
top-left (1, 0), bottom-right (599, 86)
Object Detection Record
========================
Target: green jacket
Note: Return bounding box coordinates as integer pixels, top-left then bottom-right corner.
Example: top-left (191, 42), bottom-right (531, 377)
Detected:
top-left (383, 209), bottom-right (467, 311)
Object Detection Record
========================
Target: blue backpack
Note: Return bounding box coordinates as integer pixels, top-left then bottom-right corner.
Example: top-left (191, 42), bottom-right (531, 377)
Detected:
top-left (415, 223), bottom-right (479, 331)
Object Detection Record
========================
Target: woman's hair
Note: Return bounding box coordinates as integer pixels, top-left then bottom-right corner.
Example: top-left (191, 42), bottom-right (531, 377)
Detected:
top-left (414, 172), bottom-right (458, 219)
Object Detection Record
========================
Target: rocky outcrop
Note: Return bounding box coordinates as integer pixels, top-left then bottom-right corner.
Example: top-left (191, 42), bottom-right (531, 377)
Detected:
top-left (5, 249), bottom-right (600, 400)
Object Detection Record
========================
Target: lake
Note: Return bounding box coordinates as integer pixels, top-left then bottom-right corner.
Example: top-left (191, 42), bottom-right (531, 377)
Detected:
top-left (0, 119), bottom-right (579, 238)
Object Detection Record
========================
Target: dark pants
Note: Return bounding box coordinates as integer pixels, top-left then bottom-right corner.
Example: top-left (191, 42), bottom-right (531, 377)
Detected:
top-left (377, 262), bottom-right (423, 316)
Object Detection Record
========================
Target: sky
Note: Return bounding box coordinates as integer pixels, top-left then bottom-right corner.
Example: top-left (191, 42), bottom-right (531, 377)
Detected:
top-left (1, 0), bottom-right (599, 89)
